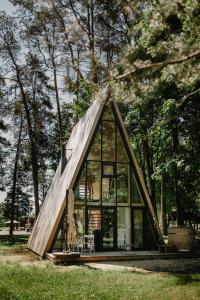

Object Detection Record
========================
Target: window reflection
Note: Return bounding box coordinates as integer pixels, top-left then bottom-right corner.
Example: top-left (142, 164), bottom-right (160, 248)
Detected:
top-left (88, 126), bottom-right (101, 161)
top-left (117, 127), bottom-right (129, 162)
top-left (88, 209), bottom-right (101, 235)
top-left (102, 105), bottom-right (115, 121)
top-left (133, 210), bottom-right (143, 248)
top-left (87, 162), bottom-right (101, 204)
top-left (72, 103), bottom-right (145, 251)
top-left (102, 208), bottom-right (114, 248)
top-left (117, 207), bottom-right (131, 248)
top-left (102, 121), bottom-right (116, 161)
top-left (103, 164), bottom-right (115, 176)
top-left (131, 167), bottom-right (142, 204)
top-left (74, 165), bottom-right (86, 203)
top-left (117, 164), bottom-right (129, 204)
top-left (52, 215), bottom-right (67, 251)
top-left (102, 178), bottom-right (116, 204)
top-left (74, 207), bottom-right (85, 238)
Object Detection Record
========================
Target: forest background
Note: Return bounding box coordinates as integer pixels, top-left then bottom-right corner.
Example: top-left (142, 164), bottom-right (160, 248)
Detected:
top-left (0, 0), bottom-right (199, 235)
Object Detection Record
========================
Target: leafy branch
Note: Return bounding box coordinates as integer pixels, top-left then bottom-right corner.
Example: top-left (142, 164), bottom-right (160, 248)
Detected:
top-left (161, 87), bottom-right (200, 125)
top-left (115, 50), bottom-right (200, 80)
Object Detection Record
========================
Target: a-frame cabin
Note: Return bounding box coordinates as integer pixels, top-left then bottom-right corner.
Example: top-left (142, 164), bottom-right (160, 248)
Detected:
top-left (27, 89), bottom-right (164, 257)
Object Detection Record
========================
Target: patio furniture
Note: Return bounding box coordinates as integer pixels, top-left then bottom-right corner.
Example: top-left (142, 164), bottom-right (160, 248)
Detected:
top-left (120, 243), bottom-right (136, 255)
top-left (81, 234), bottom-right (95, 254)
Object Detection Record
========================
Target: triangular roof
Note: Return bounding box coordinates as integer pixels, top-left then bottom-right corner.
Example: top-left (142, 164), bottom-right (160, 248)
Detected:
top-left (27, 88), bottom-right (164, 256)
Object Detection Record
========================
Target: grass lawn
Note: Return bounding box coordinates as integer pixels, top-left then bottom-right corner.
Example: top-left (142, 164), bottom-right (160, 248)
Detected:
top-left (0, 235), bottom-right (28, 252)
top-left (0, 263), bottom-right (200, 300)
top-left (0, 237), bottom-right (200, 300)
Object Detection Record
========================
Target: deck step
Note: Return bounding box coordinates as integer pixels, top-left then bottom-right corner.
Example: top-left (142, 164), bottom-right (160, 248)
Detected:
top-left (159, 244), bottom-right (177, 253)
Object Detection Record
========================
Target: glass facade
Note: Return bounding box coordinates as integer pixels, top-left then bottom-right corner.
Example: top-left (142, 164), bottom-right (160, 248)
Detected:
top-left (102, 121), bottom-right (116, 161)
top-left (86, 162), bottom-right (101, 205)
top-left (117, 207), bottom-right (131, 247)
top-left (72, 104), bottom-right (144, 250)
top-left (117, 164), bottom-right (129, 205)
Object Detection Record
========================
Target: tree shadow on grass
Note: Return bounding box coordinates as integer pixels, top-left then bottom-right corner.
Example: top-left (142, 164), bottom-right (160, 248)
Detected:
top-left (172, 273), bottom-right (200, 285)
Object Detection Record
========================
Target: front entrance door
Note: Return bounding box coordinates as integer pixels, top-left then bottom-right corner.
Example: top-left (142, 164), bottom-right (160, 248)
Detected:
top-left (86, 207), bottom-right (116, 251)
top-left (102, 207), bottom-right (116, 250)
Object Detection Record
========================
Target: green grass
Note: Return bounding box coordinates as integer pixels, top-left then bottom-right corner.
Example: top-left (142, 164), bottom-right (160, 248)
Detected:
top-left (0, 239), bottom-right (200, 300)
top-left (0, 235), bottom-right (28, 252)
top-left (0, 263), bottom-right (199, 300)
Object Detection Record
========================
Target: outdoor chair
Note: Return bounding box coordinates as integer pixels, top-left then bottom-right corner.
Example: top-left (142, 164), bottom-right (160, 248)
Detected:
top-left (81, 234), bottom-right (95, 254)
top-left (67, 235), bottom-right (84, 253)
top-left (119, 241), bottom-right (136, 255)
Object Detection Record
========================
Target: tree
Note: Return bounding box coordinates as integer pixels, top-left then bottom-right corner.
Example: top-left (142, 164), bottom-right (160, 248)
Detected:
top-left (114, 0), bottom-right (200, 225)
top-left (0, 12), bottom-right (54, 217)
top-left (0, 119), bottom-right (8, 191)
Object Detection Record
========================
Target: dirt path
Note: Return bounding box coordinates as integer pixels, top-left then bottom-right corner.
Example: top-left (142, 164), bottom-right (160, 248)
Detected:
top-left (85, 258), bottom-right (200, 273)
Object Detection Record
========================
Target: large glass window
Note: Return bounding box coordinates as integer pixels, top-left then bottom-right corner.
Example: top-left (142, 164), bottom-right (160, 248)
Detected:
top-left (117, 207), bottom-right (131, 248)
top-left (52, 215), bottom-right (67, 251)
top-left (102, 121), bottom-right (116, 161)
top-left (88, 126), bottom-right (101, 161)
top-left (102, 177), bottom-right (116, 205)
top-left (103, 164), bottom-right (115, 176)
top-left (117, 127), bottom-right (129, 162)
top-left (117, 164), bottom-right (129, 205)
top-left (74, 165), bottom-right (86, 204)
top-left (102, 105), bottom-right (115, 121)
top-left (86, 162), bottom-right (101, 205)
top-left (131, 167), bottom-right (142, 204)
top-left (102, 208), bottom-right (115, 248)
top-left (88, 209), bottom-right (101, 235)
top-left (74, 207), bottom-right (85, 238)
top-left (72, 103), bottom-right (145, 251)
top-left (133, 209), bottom-right (143, 248)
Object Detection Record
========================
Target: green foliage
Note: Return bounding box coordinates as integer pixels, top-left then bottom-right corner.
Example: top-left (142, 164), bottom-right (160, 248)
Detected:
top-left (3, 187), bottom-right (31, 221)
top-left (72, 80), bottom-right (99, 120)
top-left (0, 0), bottom-right (199, 226)
top-left (113, 0), bottom-right (200, 223)
top-left (0, 211), bottom-right (5, 227)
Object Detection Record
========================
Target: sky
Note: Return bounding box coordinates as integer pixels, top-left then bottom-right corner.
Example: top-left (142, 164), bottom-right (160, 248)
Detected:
top-left (0, 0), bottom-right (14, 14)
top-left (0, 0), bottom-right (72, 204)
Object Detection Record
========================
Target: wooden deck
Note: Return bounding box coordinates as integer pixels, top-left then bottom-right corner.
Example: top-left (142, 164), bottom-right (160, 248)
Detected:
top-left (46, 250), bottom-right (200, 264)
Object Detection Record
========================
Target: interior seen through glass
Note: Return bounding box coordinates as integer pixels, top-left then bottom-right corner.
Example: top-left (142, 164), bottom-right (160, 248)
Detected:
top-left (72, 105), bottom-right (144, 250)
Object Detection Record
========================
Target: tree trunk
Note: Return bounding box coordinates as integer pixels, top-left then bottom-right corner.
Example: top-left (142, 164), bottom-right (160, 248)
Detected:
top-left (9, 116), bottom-right (23, 235)
top-left (172, 122), bottom-right (184, 226)
top-left (160, 173), bottom-right (167, 235)
top-left (87, 0), bottom-right (97, 83)
top-left (51, 55), bottom-right (65, 163)
top-left (173, 176), bottom-right (184, 225)
top-left (9, 49), bottom-right (40, 218)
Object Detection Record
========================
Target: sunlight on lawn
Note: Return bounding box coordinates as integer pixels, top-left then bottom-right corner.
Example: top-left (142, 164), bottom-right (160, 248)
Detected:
top-left (0, 262), bottom-right (200, 300)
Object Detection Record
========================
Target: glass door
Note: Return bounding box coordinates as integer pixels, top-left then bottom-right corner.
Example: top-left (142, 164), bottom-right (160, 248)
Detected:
top-left (102, 207), bottom-right (116, 250)
top-left (87, 208), bottom-right (101, 234)
top-left (87, 208), bottom-right (102, 251)
top-left (117, 207), bottom-right (131, 248)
